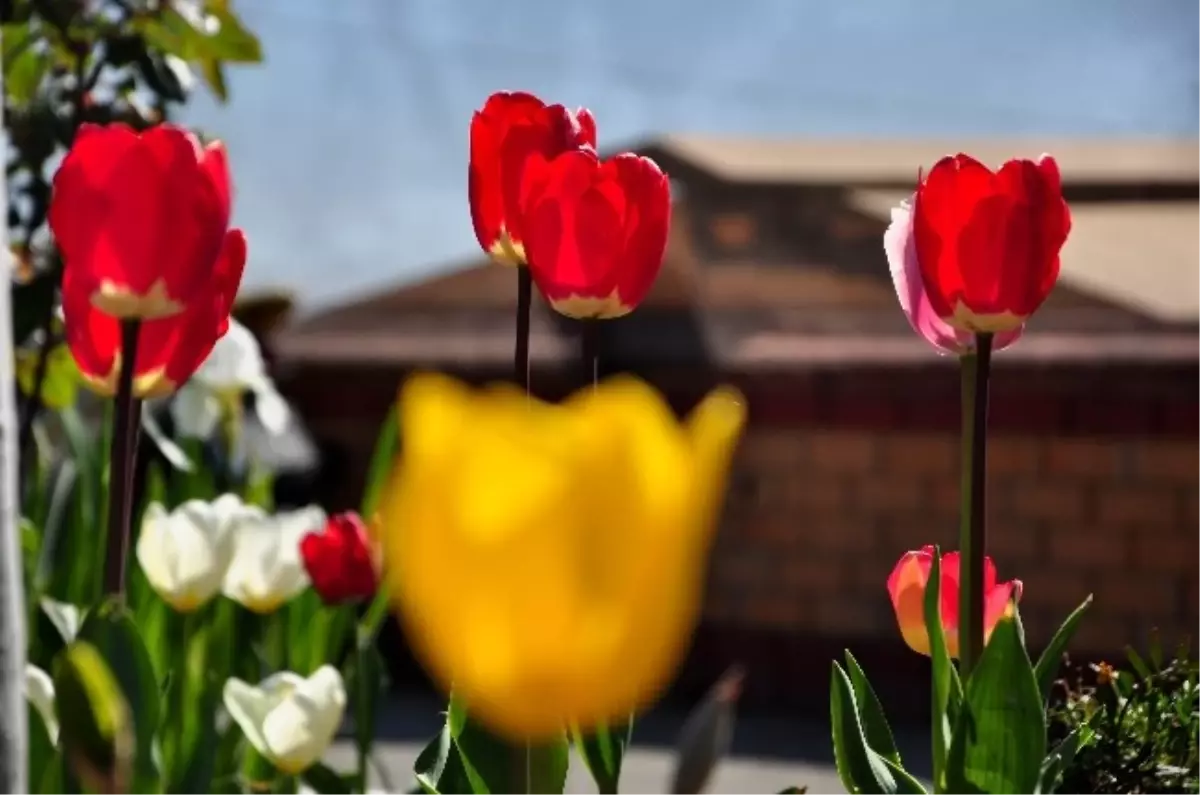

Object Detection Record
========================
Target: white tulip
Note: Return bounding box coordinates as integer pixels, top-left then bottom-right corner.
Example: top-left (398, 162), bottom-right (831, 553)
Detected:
top-left (136, 494), bottom-right (258, 612)
top-left (26, 664), bottom-right (58, 743)
top-left (171, 319), bottom-right (291, 440)
top-left (223, 665), bottom-right (346, 775)
top-left (222, 505), bottom-right (325, 613)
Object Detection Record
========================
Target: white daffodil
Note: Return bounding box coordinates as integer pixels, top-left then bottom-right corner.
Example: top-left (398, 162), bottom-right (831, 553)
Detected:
top-left (171, 319), bottom-right (290, 440)
top-left (223, 665), bottom-right (346, 775)
top-left (26, 664), bottom-right (58, 743)
top-left (222, 505), bottom-right (325, 613)
top-left (136, 494), bottom-right (259, 612)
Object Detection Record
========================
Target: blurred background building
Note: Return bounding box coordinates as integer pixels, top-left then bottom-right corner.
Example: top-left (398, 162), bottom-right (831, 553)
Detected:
top-left (191, 0), bottom-right (1198, 712)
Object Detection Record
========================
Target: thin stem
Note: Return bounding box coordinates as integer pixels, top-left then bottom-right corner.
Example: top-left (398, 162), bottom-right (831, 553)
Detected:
top-left (580, 320), bottom-right (599, 391)
top-left (514, 268), bottom-right (532, 393)
top-left (15, 315), bottom-right (54, 474)
top-left (958, 334), bottom-right (993, 677)
top-left (102, 320), bottom-right (141, 598)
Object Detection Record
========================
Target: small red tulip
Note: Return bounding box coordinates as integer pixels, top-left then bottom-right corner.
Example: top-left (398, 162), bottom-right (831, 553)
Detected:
top-left (521, 150), bottom-right (670, 319)
top-left (49, 123), bottom-right (233, 320)
top-left (300, 512), bottom-right (379, 604)
top-left (63, 229), bottom-right (247, 398)
top-left (913, 153), bottom-right (1071, 333)
top-left (887, 545), bottom-right (1023, 658)
top-left (469, 91), bottom-right (596, 267)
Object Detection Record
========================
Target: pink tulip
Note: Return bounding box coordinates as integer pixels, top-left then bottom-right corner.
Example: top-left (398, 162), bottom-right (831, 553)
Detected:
top-left (887, 545), bottom-right (1023, 658)
top-left (884, 198), bottom-right (1023, 356)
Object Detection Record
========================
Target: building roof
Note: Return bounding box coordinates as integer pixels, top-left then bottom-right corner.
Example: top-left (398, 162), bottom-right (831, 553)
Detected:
top-left (279, 136), bottom-right (1200, 370)
top-left (651, 135), bottom-right (1200, 186)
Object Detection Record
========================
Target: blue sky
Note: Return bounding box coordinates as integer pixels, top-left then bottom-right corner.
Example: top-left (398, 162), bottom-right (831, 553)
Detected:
top-left (183, 0), bottom-right (1199, 311)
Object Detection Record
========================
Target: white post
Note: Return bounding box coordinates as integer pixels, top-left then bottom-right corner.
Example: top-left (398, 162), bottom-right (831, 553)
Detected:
top-left (0, 28), bottom-right (30, 792)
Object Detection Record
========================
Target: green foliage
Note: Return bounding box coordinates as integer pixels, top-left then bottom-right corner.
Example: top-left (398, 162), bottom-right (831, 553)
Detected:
top-left (1048, 637), bottom-right (1199, 794)
top-left (832, 555), bottom-right (1097, 795)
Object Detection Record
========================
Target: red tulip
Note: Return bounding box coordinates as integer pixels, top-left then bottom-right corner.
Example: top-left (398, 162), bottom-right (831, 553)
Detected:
top-left (63, 229), bottom-right (247, 398)
top-left (913, 153), bottom-right (1071, 333)
top-left (887, 545), bottom-right (1023, 658)
top-left (300, 512), bottom-right (379, 604)
top-left (469, 91), bottom-right (596, 267)
top-left (49, 123), bottom-right (233, 320)
top-left (521, 150), bottom-right (670, 319)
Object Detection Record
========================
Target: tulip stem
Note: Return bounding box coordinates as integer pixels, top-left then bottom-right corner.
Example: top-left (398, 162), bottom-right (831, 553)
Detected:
top-left (580, 320), bottom-right (599, 389)
top-left (958, 334), bottom-right (993, 678)
top-left (515, 267), bottom-right (532, 392)
top-left (102, 320), bottom-right (141, 599)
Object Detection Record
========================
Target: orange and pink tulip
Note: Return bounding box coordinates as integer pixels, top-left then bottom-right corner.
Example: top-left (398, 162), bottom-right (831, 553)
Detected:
top-left (887, 545), bottom-right (1022, 658)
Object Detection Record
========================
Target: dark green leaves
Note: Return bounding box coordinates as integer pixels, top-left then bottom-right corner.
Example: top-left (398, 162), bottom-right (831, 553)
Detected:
top-left (53, 642), bottom-right (134, 794)
top-left (573, 716), bottom-right (633, 795)
top-left (670, 667), bottom-right (743, 794)
top-left (1033, 595), bottom-right (1092, 702)
top-left (923, 548), bottom-right (962, 790)
top-left (945, 608), bottom-right (1046, 795)
top-left (414, 695), bottom-right (570, 795)
top-left (830, 661), bottom-right (928, 795)
top-left (76, 600), bottom-right (162, 791)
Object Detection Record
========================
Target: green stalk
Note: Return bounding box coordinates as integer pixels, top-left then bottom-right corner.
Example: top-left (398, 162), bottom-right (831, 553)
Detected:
top-left (102, 320), bottom-right (141, 598)
top-left (958, 333), bottom-right (994, 678)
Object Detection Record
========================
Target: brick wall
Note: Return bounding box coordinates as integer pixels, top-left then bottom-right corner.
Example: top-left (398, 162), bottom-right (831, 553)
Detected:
top-left (713, 428), bottom-right (1198, 656)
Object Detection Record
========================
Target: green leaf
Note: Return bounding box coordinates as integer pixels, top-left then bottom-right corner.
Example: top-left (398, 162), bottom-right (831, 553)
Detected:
top-left (843, 651), bottom-right (902, 768)
top-left (1034, 595), bottom-right (1092, 702)
top-left (945, 608), bottom-right (1046, 795)
top-left (573, 716), bottom-right (633, 795)
top-left (76, 599), bottom-right (163, 791)
top-left (360, 404), bottom-right (399, 518)
top-left (449, 696), bottom-right (569, 794)
top-left (27, 698), bottom-right (57, 790)
top-left (831, 662), bottom-right (896, 794)
top-left (1034, 726), bottom-right (1092, 794)
top-left (140, 405), bottom-right (193, 472)
top-left (670, 667), bottom-right (743, 794)
top-left (922, 548), bottom-right (961, 790)
top-left (202, 7), bottom-right (263, 62)
top-left (352, 638), bottom-right (386, 789)
top-left (414, 723), bottom-right (474, 795)
top-left (301, 762), bottom-right (353, 794)
top-left (53, 642), bottom-right (135, 794)
top-left (777, 788), bottom-right (808, 794)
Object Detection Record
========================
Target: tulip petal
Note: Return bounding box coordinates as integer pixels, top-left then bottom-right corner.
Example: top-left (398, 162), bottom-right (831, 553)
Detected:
top-left (222, 677), bottom-right (276, 759)
top-left (886, 549), bottom-right (934, 656)
top-left (884, 198), bottom-right (975, 355)
top-left (170, 382), bottom-right (222, 440)
top-left (25, 664), bottom-right (58, 744)
top-left (260, 666), bottom-right (347, 775)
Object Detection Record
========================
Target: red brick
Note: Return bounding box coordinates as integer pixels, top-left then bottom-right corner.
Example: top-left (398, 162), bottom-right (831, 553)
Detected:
top-left (1135, 441), bottom-right (1198, 483)
top-left (812, 598), bottom-right (881, 636)
top-left (986, 522), bottom-right (1041, 562)
top-left (1096, 489), bottom-right (1179, 528)
top-left (1097, 576), bottom-right (1178, 620)
top-left (1070, 615), bottom-right (1131, 655)
top-left (739, 432), bottom-right (804, 471)
top-left (806, 431), bottom-right (878, 473)
top-left (801, 520), bottom-right (878, 554)
top-left (880, 434), bottom-right (957, 476)
top-left (929, 480), bottom-right (962, 516)
top-left (783, 558), bottom-right (847, 594)
top-left (1047, 529), bottom-right (1130, 570)
top-left (857, 478), bottom-right (925, 512)
top-left (782, 477), bottom-right (847, 513)
top-left (1130, 532), bottom-right (1199, 573)
top-left (1044, 439), bottom-right (1124, 478)
top-left (1010, 483), bottom-right (1087, 522)
top-left (989, 437), bottom-right (1042, 476)
top-left (1021, 567), bottom-right (1092, 612)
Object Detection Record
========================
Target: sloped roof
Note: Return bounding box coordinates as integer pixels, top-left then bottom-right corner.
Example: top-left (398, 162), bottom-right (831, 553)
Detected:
top-left (651, 135), bottom-right (1200, 186)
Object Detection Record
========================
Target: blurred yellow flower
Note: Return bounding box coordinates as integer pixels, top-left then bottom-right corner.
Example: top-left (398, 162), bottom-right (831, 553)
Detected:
top-left (378, 373), bottom-right (746, 741)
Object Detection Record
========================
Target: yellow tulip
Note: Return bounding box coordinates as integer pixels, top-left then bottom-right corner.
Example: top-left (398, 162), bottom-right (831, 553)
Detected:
top-left (378, 373), bottom-right (746, 741)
